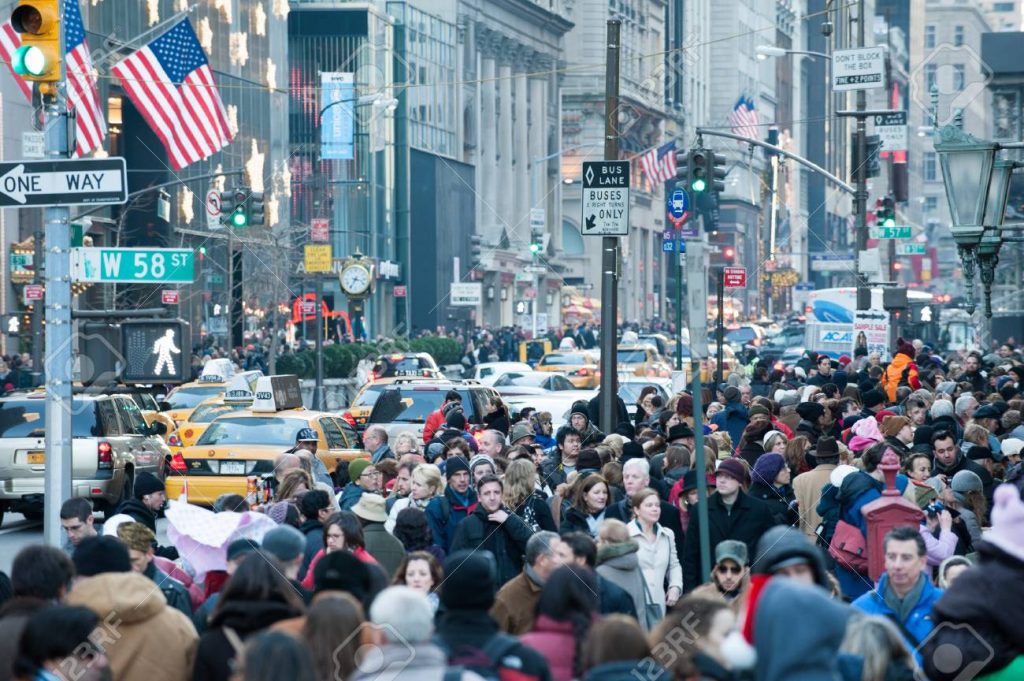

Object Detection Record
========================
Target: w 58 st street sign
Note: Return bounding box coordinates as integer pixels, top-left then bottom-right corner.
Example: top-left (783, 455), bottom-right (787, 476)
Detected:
top-left (0, 158), bottom-right (127, 206)
top-left (71, 248), bottom-right (195, 284)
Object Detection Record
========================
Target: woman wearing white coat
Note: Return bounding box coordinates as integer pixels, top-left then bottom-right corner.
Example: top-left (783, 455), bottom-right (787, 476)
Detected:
top-left (627, 487), bottom-right (683, 619)
top-left (385, 463), bottom-right (443, 533)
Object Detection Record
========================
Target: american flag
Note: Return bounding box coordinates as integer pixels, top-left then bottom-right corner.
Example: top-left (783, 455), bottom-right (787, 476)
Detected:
top-left (728, 95), bottom-right (760, 140)
top-left (639, 141), bottom-right (678, 185)
top-left (64, 0), bottom-right (107, 156)
top-left (112, 19), bottom-right (233, 170)
top-left (0, 1), bottom-right (107, 157)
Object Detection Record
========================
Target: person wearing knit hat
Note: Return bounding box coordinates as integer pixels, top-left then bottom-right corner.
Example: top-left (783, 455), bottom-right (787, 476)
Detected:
top-left (747, 403), bottom-right (772, 424)
top-left (762, 430), bottom-right (788, 454)
top-left (509, 421), bottom-right (535, 446)
top-left (910, 424), bottom-right (935, 455)
top-left (920, 484), bottom-right (1024, 681)
top-left (949, 470), bottom-right (986, 548)
top-left (468, 454), bottom-right (496, 484)
top-left (337, 458), bottom-right (380, 511)
top-left (794, 401), bottom-right (827, 446)
top-left (434, 550), bottom-right (552, 679)
top-left (112, 471), bottom-right (180, 560)
top-left (1000, 437), bottom-right (1024, 465)
top-left (72, 535), bottom-right (133, 577)
top-left (861, 388), bottom-right (887, 412)
top-left (748, 453), bottom-right (797, 525)
top-left (849, 415), bottom-right (884, 454)
top-left (424, 456), bottom-right (477, 553)
top-left (881, 415), bottom-right (914, 458)
top-left (711, 385), bottom-right (751, 449)
top-left (682, 457), bottom-right (776, 592)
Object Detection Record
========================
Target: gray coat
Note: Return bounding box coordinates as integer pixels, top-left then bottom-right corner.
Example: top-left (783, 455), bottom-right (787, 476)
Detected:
top-left (348, 643), bottom-right (484, 681)
top-left (362, 521), bottom-right (407, 580)
top-left (596, 540), bottom-right (648, 629)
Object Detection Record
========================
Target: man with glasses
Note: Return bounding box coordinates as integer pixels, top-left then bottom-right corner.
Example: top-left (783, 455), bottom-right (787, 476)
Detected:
top-left (691, 540), bottom-right (750, 614)
top-left (338, 459), bottom-right (382, 511)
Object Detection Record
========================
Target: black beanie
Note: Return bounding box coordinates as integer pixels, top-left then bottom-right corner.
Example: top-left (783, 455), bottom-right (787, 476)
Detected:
top-left (445, 456), bottom-right (471, 479)
top-left (73, 536), bottom-right (132, 577)
top-left (577, 448), bottom-right (603, 472)
top-left (862, 389), bottom-right (886, 409)
top-left (441, 550), bottom-right (497, 610)
top-left (133, 472), bottom-right (164, 500)
top-left (313, 551), bottom-right (372, 601)
top-left (445, 411), bottom-right (467, 430)
top-left (620, 441), bottom-right (645, 463)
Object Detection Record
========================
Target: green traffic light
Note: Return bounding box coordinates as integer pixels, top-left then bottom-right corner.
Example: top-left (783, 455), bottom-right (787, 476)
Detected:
top-left (13, 45), bottom-right (46, 77)
top-left (231, 209), bottom-right (247, 228)
top-left (882, 217), bottom-right (896, 228)
top-left (691, 178), bottom-right (707, 192)
top-left (529, 243), bottom-right (541, 254)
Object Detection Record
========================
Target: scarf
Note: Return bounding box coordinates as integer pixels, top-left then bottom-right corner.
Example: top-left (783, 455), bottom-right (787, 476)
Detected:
top-left (525, 563), bottom-right (546, 588)
top-left (883, 573), bottom-right (927, 625)
top-left (585, 509), bottom-right (606, 537)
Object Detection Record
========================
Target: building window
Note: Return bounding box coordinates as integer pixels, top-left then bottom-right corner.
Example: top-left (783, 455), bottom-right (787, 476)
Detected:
top-left (953, 64), bottom-right (965, 91)
top-left (954, 26), bottom-right (964, 46)
top-left (994, 2), bottom-right (1014, 10)
top-left (924, 25), bottom-right (935, 49)
top-left (924, 196), bottom-right (938, 213)
top-left (924, 152), bottom-right (937, 182)
top-left (925, 64), bottom-right (937, 93)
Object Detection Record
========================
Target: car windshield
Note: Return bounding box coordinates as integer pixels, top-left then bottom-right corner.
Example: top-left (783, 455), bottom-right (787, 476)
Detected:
top-left (197, 417), bottom-right (309, 446)
top-left (167, 386), bottom-right (225, 409)
top-left (725, 328), bottom-right (757, 343)
top-left (618, 383), bottom-right (667, 403)
top-left (369, 388), bottom-right (471, 424)
top-left (617, 349), bottom-right (649, 364)
top-left (188, 403), bottom-right (250, 423)
top-left (353, 386), bottom-right (384, 408)
top-left (0, 400), bottom-right (102, 438)
top-left (540, 354), bottom-right (586, 366)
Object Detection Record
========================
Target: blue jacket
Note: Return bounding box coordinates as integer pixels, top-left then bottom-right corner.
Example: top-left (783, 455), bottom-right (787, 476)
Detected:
top-left (852, 573), bottom-right (943, 664)
top-left (711, 401), bottom-right (749, 448)
top-left (425, 486), bottom-right (478, 553)
top-left (834, 470), bottom-right (910, 600)
top-left (337, 482), bottom-right (364, 511)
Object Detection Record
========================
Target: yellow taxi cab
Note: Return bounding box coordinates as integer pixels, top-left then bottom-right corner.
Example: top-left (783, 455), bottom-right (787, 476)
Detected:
top-left (535, 351), bottom-right (601, 389)
top-left (163, 359), bottom-right (262, 424)
top-left (616, 345), bottom-right (672, 378)
top-left (165, 375), bottom-right (368, 506)
top-left (166, 375), bottom-right (256, 454)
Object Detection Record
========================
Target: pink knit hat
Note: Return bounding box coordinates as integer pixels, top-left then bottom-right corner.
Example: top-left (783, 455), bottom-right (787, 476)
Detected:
top-left (983, 484), bottom-right (1024, 563)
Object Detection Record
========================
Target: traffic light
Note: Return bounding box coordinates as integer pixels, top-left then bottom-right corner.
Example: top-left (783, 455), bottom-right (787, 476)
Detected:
top-left (723, 246), bottom-right (735, 260)
top-left (710, 152), bottom-right (727, 194)
top-left (469, 234), bottom-right (483, 263)
top-left (248, 191), bottom-right (265, 226)
top-left (220, 188), bottom-right (249, 228)
top-left (10, 0), bottom-right (62, 87)
top-left (688, 148), bottom-right (708, 193)
top-left (851, 133), bottom-right (884, 179)
top-left (877, 196), bottom-right (896, 227)
top-left (529, 227), bottom-right (542, 255)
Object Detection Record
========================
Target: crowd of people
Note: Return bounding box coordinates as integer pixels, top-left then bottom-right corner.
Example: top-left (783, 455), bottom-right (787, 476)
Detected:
top-left (2, 336), bottom-right (1024, 681)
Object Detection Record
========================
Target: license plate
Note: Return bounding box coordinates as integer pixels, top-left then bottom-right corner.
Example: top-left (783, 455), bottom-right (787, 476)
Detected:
top-left (27, 451), bottom-right (44, 465)
top-left (220, 461), bottom-right (246, 475)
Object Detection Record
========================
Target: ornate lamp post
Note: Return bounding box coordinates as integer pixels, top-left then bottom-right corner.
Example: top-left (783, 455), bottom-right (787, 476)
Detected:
top-left (933, 114), bottom-right (998, 315)
top-left (978, 159), bottom-right (1014, 318)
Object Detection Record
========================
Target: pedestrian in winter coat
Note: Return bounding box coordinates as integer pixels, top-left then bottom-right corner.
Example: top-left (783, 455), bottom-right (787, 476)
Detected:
top-left (352, 493), bottom-right (406, 579)
top-left (66, 538), bottom-right (198, 681)
top-left (794, 401), bottom-right (827, 447)
top-left (683, 458), bottom-right (776, 592)
top-left (627, 488), bottom-right (682, 616)
top-left (491, 531), bottom-right (565, 634)
top-left (116, 521), bottom-right (194, 618)
top-left (596, 520), bottom-right (650, 629)
top-left (559, 473), bottom-right (611, 537)
top-left (852, 527), bottom-right (943, 663)
top-left (690, 539), bottom-right (750, 616)
top-left (711, 387), bottom-right (749, 448)
top-left (882, 338), bottom-right (921, 404)
top-left (747, 453), bottom-right (797, 526)
top-left (606, 457), bottom-right (685, 565)
top-left (297, 489), bottom-right (331, 579)
top-left (520, 566), bottom-right (600, 681)
top-left (113, 471), bottom-right (178, 560)
top-left (921, 485), bottom-right (1024, 681)
top-left (450, 475), bottom-right (534, 587)
top-left (191, 555), bottom-right (306, 681)
top-left (425, 457), bottom-right (478, 553)
top-left (581, 615), bottom-right (671, 681)
top-left (349, 586), bottom-right (486, 681)
top-left (793, 436), bottom-right (841, 543)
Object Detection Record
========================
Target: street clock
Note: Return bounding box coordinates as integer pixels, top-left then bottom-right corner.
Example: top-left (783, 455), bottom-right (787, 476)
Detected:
top-left (339, 255), bottom-right (374, 298)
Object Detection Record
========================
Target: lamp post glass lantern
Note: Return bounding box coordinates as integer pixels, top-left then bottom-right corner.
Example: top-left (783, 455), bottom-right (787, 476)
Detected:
top-left (977, 159), bottom-right (1015, 318)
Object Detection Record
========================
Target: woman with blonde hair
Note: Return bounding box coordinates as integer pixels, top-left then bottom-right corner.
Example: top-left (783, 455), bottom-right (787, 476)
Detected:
top-left (503, 458), bottom-right (556, 532)
top-left (393, 431), bottom-right (421, 458)
top-left (385, 463), bottom-right (443, 533)
top-left (839, 614), bottom-right (918, 681)
top-left (627, 488), bottom-right (682, 616)
top-left (277, 469), bottom-right (313, 502)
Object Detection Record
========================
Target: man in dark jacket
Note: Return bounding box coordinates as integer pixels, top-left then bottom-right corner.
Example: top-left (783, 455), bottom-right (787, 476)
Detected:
top-left (932, 430), bottom-right (994, 504)
top-left (436, 551), bottom-right (553, 681)
top-left (116, 521), bottom-right (193, 618)
top-left (540, 426), bottom-right (582, 489)
top-left (426, 456), bottom-right (478, 553)
top-left (114, 472), bottom-right (178, 560)
top-left (297, 489), bottom-right (331, 579)
top-left (607, 457), bottom-right (684, 564)
top-left (682, 458), bottom-right (776, 592)
top-left (795, 401), bottom-right (827, 446)
top-left (710, 386), bottom-right (749, 447)
top-left (450, 475), bottom-right (533, 587)
top-left (352, 493), bottom-right (406, 579)
top-left (586, 385), bottom-right (630, 433)
top-left (807, 354), bottom-right (848, 392)
top-left (560, 532), bottom-right (637, 618)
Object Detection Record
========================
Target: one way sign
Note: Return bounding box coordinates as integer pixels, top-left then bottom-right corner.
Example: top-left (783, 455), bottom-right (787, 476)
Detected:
top-left (0, 158), bottom-right (128, 207)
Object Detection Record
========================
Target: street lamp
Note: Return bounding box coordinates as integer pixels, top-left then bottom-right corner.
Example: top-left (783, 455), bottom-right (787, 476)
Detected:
top-left (933, 114), bottom-right (999, 315)
top-left (977, 159), bottom-right (1014, 317)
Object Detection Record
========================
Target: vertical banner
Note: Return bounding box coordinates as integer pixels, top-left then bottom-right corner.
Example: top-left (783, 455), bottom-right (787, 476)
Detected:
top-left (320, 73), bottom-right (354, 160)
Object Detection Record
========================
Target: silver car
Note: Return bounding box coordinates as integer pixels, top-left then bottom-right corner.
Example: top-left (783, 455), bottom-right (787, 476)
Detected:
top-left (0, 393), bottom-right (169, 524)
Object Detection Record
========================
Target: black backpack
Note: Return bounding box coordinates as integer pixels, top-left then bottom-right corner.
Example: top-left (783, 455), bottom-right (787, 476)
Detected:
top-left (437, 633), bottom-right (522, 681)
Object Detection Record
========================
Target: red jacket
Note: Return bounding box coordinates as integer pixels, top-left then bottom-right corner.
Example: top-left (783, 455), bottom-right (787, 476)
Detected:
top-left (520, 615), bottom-right (578, 681)
top-left (422, 409), bottom-right (446, 444)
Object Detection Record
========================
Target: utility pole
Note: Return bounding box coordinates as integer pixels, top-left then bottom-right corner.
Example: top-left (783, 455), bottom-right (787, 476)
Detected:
top-left (598, 19), bottom-right (621, 433)
top-left (314, 272), bottom-right (324, 410)
top-left (685, 215), bottom-right (711, 585)
top-left (31, 224), bottom-right (43, 386)
top-left (854, 0), bottom-right (869, 310)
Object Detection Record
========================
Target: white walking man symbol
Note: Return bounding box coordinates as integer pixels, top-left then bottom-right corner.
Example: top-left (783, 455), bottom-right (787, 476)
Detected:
top-left (152, 329), bottom-right (181, 376)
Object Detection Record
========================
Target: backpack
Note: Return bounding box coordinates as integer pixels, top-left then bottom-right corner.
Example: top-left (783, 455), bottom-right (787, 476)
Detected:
top-left (437, 633), bottom-right (523, 681)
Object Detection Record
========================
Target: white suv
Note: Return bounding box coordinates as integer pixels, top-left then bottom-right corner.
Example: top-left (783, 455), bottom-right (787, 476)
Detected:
top-left (0, 393), bottom-right (169, 524)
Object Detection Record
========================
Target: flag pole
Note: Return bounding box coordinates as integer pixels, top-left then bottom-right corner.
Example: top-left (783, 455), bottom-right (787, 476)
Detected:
top-left (86, 5), bottom-right (198, 74)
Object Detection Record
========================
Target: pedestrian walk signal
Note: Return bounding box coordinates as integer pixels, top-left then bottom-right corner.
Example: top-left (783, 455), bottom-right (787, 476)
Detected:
top-left (120, 319), bottom-right (192, 384)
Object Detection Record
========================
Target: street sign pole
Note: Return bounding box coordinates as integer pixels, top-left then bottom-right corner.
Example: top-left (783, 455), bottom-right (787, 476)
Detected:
top-left (685, 220), bottom-right (711, 585)
top-left (675, 227), bottom-right (682, 371)
top-left (599, 19), bottom-right (621, 433)
top-left (44, 58), bottom-right (73, 548)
